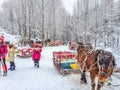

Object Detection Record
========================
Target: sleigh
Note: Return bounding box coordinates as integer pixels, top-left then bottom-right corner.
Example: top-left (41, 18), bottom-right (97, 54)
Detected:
top-left (50, 41), bottom-right (63, 46)
top-left (17, 43), bottom-right (42, 58)
top-left (17, 48), bottom-right (33, 58)
top-left (31, 43), bottom-right (43, 48)
top-left (52, 51), bottom-right (80, 75)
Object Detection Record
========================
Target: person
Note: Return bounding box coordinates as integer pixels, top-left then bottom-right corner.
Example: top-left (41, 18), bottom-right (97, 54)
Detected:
top-left (6, 44), bottom-right (16, 71)
top-left (0, 36), bottom-right (8, 76)
top-left (32, 48), bottom-right (41, 68)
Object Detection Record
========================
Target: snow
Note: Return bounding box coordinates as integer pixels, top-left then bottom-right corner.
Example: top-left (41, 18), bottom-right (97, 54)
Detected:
top-left (0, 28), bottom-right (19, 44)
top-left (0, 45), bottom-right (120, 90)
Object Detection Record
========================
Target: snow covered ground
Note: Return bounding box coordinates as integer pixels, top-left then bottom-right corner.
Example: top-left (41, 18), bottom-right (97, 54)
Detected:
top-left (0, 45), bottom-right (120, 90)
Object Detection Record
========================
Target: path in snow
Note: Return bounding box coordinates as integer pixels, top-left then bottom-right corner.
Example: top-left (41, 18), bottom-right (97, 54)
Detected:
top-left (0, 45), bottom-right (120, 90)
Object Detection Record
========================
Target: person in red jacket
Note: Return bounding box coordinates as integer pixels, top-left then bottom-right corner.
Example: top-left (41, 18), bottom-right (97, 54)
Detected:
top-left (32, 48), bottom-right (41, 68)
top-left (0, 36), bottom-right (8, 76)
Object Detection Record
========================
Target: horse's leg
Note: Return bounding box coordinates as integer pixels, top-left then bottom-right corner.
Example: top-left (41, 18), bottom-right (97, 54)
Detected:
top-left (90, 72), bottom-right (96, 90)
top-left (83, 70), bottom-right (87, 83)
top-left (97, 82), bottom-right (103, 90)
top-left (80, 70), bottom-right (87, 84)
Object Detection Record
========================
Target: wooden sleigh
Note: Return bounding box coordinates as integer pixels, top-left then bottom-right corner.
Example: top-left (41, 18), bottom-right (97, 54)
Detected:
top-left (52, 51), bottom-right (80, 75)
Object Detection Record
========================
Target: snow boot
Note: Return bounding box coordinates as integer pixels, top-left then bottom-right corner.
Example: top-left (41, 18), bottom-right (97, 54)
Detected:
top-left (13, 66), bottom-right (16, 70)
top-left (8, 66), bottom-right (12, 70)
top-left (34, 62), bottom-right (37, 68)
top-left (11, 66), bottom-right (15, 71)
top-left (8, 65), bottom-right (12, 70)
top-left (3, 65), bottom-right (7, 76)
top-left (36, 63), bottom-right (39, 68)
top-left (3, 71), bottom-right (7, 76)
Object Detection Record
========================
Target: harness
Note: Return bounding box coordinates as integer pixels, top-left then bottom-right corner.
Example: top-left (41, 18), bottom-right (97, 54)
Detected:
top-left (97, 54), bottom-right (114, 77)
top-left (78, 48), bottom-right (99, 72)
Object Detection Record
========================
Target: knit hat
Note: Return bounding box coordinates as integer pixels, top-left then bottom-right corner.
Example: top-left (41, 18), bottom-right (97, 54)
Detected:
top-left (0, 36), bottom-right (4, 44)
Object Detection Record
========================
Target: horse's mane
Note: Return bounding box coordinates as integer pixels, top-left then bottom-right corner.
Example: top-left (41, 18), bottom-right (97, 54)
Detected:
top-left (94, 49), bottom-right (104, 62)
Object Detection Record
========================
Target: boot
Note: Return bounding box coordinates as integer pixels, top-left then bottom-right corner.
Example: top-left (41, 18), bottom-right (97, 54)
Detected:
top-left (3, 70), bottom-right (7, 76)
top-left (8, 65), bottom-right (12, 70)
top-left (11, 66), bottom-right (15, 71)
top-left (34, 62), bottom-right (37, 68)
top-left (37, 63), bottom-right (39, 68)
top-left (13, 66), bottom-right (16, 70)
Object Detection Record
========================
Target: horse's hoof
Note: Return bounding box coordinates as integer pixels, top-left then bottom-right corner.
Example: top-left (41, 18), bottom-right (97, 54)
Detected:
top-left (80, 81), bottom-right (87, 85)
top-left (84, 82), bottom-right (87, 84)
top-left (107, 82), bottom-right (112, 86)
top-left (80, 80), bottom-right (84, 84)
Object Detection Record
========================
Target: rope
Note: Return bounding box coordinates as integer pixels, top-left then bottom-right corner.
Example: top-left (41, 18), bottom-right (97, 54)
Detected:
top-left (105, 81), bottom-right (120, 87)
top-left (111, 84), bottom-right (120, 87)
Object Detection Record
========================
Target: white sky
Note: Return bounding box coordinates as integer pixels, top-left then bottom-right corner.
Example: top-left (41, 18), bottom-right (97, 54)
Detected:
top-left (0, 0), bottom-right (119, 12)
top-left (0, 0), bottom-right (5, 10)
top-left (0, 0), bottom-right (118, 14)
top-left (114, 0), bottom-right (119, 2)
top-left (62, 0), bottom-right (77, 15)
top-left (0, 0), bottom-right (76, 14)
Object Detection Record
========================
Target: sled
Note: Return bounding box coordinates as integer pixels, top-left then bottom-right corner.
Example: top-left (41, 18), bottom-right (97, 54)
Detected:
top-left (31, 43), bottom-right (43, 48)
top-left (50, 41), bottom-right (63, 46)
top-left (17, 46), bottom-right (42, 58)
top-left (17, 48), bottom-right (33, 58)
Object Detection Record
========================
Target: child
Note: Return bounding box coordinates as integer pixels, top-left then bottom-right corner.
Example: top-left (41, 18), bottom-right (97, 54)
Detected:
top-left (32, 48), bottom-right (41, 68)
top-left (0, 36), bottom-right (8, 76)
top-left (6, 44), bottom-right (16, 71)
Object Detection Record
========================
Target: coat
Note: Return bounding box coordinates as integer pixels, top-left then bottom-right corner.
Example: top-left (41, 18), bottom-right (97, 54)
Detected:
top-left (32, 50), bottom-right (41, 62)
top-left (0, 44), bottom-right (8, 59)
top-left (6, 47), bottom-right (15, 61)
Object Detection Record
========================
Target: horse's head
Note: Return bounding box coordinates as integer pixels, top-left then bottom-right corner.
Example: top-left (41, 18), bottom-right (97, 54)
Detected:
top-left (77, 44), bottom-right (91, 63)
top-left (97, 51), bottom-right (115, 83)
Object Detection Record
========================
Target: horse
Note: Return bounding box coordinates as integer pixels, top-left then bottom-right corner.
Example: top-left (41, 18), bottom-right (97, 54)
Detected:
top-left (77, 46), bottom-right (115, 90)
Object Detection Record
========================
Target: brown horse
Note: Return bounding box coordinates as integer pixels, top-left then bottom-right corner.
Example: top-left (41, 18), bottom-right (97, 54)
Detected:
top-left (77, 46), bottom-right (115, 90)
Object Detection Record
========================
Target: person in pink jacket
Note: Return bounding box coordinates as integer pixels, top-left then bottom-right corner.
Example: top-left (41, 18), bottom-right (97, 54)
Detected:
top-left (0, 36), bottom-right (8, 76)
top-left (32, 48), bottom-right (41, 68)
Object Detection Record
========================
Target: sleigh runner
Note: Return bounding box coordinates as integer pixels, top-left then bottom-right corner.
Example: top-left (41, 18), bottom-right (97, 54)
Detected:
top-left (52, 51), bottom-right (80, 75)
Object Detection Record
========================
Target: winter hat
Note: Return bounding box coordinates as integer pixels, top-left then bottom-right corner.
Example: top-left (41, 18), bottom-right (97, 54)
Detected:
top-left (9, 44), bottom-right (14, 48)
top-left (0, 36), bottom-right (4, 44)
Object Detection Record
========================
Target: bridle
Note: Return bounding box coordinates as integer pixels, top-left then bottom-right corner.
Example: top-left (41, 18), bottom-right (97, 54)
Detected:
top-left (97, 53), bottom-right (114, 79)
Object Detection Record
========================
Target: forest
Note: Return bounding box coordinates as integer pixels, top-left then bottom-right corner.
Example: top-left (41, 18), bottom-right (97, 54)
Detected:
top-left (0, 0), bottom-right (120, 49)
